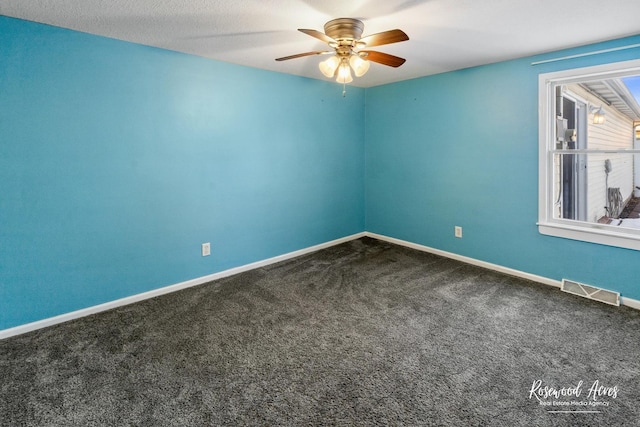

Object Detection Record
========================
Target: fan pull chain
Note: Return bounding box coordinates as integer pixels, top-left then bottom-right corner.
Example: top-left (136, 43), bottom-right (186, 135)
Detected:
top-left (342, 82), bottom-right (347, 97)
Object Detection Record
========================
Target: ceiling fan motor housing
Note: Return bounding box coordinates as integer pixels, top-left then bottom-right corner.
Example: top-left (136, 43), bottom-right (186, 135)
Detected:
top-left (324, 18), bottom-right (364, 42)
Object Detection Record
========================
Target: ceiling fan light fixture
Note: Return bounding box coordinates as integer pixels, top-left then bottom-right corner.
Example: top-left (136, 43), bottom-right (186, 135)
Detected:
top-left (349, 54), bottom-right (370, 77)
top-left (336, 61), bottom-right (353, 84)
top-left (276, 18), bottom-right (408, 91)
top-left (319, 55), bottom-right (340, 78)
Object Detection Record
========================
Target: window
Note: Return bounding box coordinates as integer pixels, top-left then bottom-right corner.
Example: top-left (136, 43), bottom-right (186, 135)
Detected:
top-left (538, 59), bottom-right (640, 250)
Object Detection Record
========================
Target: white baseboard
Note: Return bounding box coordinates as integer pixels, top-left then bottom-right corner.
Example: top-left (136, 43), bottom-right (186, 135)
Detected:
top-left (0, 232), bottom-right (365, 340)
top-left (365, 232), bottom-right (640, 310)
top-left (2, 230), bottom-right (638, 340)
top-left (620, 296), bottom-right (640, 310)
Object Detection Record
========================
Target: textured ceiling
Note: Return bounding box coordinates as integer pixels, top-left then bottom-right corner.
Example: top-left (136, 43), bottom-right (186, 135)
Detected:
top-left (1, 0), bottom-right (639, 87)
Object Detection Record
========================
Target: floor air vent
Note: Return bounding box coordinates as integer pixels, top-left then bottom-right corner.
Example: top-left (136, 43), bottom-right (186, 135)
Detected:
top-left (561, 279), bottom-right (620, 306)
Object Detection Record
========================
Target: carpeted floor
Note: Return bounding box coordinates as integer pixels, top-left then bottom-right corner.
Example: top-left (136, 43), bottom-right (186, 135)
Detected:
top-left (1, 237), bottom-right (639, 426)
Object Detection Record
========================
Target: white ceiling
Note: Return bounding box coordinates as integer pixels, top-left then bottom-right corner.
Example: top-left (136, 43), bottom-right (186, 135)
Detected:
top-left (1, 0), bottom-right (639, 87)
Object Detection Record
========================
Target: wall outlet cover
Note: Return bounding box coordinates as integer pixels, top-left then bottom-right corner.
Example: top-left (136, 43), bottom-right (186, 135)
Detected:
top-left (202, 242), bottom-right (211, 257)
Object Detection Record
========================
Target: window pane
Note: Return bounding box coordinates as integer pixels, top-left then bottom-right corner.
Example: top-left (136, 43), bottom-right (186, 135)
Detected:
top-left (554, 153), bottom-right (639, 226)
top-left (539, 60), bottom-right (640, 250)
top-left (561, 83), bottom-right (635, 151)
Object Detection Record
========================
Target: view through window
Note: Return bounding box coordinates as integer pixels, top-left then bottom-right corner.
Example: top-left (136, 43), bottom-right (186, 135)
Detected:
top-left (538, 59), bottom-right (640, 250)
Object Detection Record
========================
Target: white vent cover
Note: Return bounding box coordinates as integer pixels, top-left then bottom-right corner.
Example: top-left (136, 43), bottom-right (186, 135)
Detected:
top-left (561, 279), bottom-right (620, 306)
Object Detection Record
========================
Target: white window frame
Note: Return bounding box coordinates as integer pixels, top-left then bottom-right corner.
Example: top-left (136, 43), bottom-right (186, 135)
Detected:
top-left (538, 59), bottom-right (640, 251)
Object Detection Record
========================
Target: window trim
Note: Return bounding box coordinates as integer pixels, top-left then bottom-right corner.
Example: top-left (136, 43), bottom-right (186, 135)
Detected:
top-left (538, 59), bottom-right (640, 251)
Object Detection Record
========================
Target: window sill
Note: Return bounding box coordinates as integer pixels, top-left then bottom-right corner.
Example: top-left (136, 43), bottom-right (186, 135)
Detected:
top-left (538, 221), bottom-right (640, 251)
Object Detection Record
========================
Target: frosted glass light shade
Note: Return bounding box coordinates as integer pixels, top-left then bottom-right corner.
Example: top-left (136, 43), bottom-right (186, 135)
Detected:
top-left (349, 54), bottom-right (370, 77)
top-left (319, 56), bottom-right (340, 78)
top-left (336, 62), bottom-right (353, 83)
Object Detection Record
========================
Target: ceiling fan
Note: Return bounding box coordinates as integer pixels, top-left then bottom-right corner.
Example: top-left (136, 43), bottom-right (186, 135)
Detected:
top-left (275, 18), bottom-right (409, 85)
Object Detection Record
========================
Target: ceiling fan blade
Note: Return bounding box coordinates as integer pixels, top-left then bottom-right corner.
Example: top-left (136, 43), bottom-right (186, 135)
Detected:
top-left (359, 29), bottom-right (408, 48)
top-left (298, 29), bottom-right (337, 44)
top-left (361, 51), bottom-right (406, 67)
top-left (275, 51), bottom-right (333, 61)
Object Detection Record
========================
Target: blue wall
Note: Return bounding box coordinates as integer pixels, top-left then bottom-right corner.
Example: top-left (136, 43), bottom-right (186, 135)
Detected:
top-left (366, 35), bottom-right (640, 300)
top-left (0, 17), bottom-right (365, 330)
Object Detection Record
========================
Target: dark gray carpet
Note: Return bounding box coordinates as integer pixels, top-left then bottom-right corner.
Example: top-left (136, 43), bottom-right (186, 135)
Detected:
top-left (1, 237), bottom-right (639, 426)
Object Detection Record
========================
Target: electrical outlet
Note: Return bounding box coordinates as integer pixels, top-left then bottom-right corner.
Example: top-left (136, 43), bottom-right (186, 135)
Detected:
top-left (454, 226), bottom-right (463, 238)
top-left (201, 242), bottom-right (211, 257)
